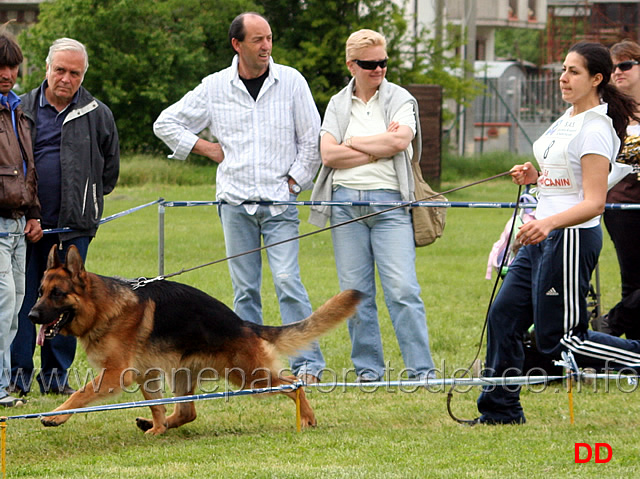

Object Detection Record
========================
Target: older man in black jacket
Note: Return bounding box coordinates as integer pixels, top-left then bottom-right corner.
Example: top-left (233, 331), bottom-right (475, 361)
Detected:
top-left (9, 38), bottom-right (119, 397)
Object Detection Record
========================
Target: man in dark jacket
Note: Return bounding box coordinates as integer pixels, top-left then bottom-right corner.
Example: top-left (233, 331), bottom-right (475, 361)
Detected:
top-left (9, 38), bottom-right (119, 396)
top-left (0, 31), bottom-right (42, 407)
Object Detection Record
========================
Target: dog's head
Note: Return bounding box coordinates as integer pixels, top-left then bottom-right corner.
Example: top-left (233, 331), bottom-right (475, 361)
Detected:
top-left (29, 245), bottom-right (87, 343)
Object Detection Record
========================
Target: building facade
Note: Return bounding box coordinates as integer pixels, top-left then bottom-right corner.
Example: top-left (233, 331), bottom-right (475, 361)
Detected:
top-left (0, 0), bottom-right (42, 34)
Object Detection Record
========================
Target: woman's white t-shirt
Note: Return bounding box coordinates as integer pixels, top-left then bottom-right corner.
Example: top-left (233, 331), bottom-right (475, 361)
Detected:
top-left (533, 103), bottom-right (619, 228)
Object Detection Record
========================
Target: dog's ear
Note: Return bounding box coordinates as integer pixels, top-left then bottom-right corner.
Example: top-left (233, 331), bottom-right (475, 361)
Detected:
top-left (65, 245), bottom-right (86, 277)
top-left (46, 245), bottom-right (62, 270)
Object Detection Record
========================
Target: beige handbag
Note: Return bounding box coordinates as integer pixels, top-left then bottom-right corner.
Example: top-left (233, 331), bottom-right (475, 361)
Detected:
top-left (410, 161), bottom-right (447, 247)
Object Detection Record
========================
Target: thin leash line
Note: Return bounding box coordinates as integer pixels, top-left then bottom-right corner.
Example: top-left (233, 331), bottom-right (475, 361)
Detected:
top-left (139, 170), bottom-right (511, 286)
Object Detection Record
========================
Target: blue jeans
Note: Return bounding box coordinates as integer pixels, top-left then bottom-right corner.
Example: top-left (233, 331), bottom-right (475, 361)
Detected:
top-left (330, 187), bottom-right (435, 380)
top-left (218, 200), bottom-right (325, 378)
top-left (0, 217), bottom-right (26, 395)
top-left (10, 235), bottom-right (91, 393)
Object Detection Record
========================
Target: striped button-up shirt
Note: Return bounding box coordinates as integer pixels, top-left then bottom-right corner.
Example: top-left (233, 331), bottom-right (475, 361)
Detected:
top-left (154, 56), bottom-right (321, 215)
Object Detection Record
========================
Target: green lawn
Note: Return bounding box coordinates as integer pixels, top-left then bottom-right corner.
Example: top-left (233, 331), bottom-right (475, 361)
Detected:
top-left (2, 173), bottom-right (638, 478)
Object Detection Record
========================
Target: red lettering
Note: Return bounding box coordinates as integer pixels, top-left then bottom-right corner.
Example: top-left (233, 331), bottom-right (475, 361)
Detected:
top-left (595, 443), bottom-right (612, 463)
top-left (540, 177), bottom-right (571, 187)
top-left (575, 443), bottom-right (612, 463)
top-left (575, 443), bottom-right (592, 463)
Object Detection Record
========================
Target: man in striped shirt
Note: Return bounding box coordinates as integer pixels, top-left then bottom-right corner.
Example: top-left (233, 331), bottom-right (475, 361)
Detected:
top-left (154, 12), bottom-right (324, 384)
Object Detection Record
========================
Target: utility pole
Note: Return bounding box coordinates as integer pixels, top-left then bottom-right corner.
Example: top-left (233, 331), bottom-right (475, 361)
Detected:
top-left (462, 0), bottom-right (477, 156)
top-left (434, 0), bottom-right (444, 57)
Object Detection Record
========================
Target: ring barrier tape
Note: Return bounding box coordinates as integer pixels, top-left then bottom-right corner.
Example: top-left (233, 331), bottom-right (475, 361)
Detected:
top-left (1, 198), bottom-right (635, 239)
top-left (160, 200), bottom-right (640, 209)
top-left (2, 372), bottom-right (640, 474)
top-left (1, 372), bottom-right (638, 423)
top-left (0, 199), bottom-right (163, 238)
top-left (2, 383), bottom-right (301, 422)
top-left (3, 372), bottom-right (639, 424)
top-left (155, 199), bottom-right (639, 276)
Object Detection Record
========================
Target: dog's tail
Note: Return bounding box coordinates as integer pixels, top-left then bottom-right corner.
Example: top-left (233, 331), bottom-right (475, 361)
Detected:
top-left (260, 289), bottom-right (362, 356)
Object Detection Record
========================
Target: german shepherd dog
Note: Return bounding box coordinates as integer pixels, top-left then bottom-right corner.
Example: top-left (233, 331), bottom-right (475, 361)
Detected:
top-left (28, 245), bottom-right (361, 435)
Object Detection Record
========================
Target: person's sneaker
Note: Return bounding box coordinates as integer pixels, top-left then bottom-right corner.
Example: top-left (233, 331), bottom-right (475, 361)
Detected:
top-left (591, 314), bottom-right (620, 336)
top-left (0, 394), bottom-right (26, 407)
top-left (470, 414), bottom-right (526, 426)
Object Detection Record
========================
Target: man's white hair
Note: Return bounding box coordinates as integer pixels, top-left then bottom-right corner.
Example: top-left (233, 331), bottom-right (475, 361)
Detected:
top-left (45, 37), bottom-right (89, 76)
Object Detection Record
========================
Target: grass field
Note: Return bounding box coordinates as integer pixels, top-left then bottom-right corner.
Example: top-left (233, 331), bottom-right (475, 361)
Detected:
top-left (2, 158), bottom-right (639, 478)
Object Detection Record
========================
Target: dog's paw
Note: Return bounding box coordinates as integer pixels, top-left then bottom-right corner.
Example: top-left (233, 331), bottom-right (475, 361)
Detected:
top-left (144, 426), bottom-right (168, 436)
top-left (300, 416), bottom-right (317, 428)
top-left (135, 417), bottom-right (168, 435)
top-left (135, 417), bottom-right (153, 432)
top-left (41, 415), bottom-right (65, 427)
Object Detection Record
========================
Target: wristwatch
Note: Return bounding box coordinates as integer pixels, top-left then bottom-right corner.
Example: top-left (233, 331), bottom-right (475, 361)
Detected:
top-left (290, 182), bottom-right (302, 194)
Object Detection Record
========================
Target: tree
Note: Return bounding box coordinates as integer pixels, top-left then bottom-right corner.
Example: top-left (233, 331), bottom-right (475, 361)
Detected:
top-left (19, 0), bottom-right (257, 152)
top-left (19, 0), bottom-right (481, 152)
top-left (494, 28), bottom-right (544, 64)
top-left (396, 23), bottom-right (482, 111)
top-left (257, 0), bottom-right (466, 113)
top-left (256, 0), bottom-right (480, 114)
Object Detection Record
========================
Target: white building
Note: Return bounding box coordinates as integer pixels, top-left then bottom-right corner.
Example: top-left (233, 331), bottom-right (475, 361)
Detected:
top-left (0, 0), bottom-right (43, 32)
top-left (405, 0), bottom-right (548, 61)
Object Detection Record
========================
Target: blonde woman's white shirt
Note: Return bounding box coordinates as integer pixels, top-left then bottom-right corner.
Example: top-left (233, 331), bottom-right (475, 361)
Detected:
top-left (533, 103), bottom-right (619, 228)
top-left (332, 90), bottom-right (416, 191)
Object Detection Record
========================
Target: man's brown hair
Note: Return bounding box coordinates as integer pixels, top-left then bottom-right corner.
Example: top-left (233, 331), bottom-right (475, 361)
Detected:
top-left (0, 27), bottom-right (23, 67)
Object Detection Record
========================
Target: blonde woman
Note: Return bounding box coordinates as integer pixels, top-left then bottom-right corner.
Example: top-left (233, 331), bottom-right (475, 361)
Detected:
top-left (310, 30), bottom-right (434, 382)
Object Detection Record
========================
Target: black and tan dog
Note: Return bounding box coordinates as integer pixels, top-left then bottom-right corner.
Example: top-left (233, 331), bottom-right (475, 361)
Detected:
top-left (29, 245), bottom-right (361, 435)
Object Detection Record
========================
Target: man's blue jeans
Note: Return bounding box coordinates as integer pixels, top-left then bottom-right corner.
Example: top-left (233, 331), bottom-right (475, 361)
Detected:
top-left (330, 187), bottom-right (435, 380)
top-left (218, 200), bottom-right (325, 378)
top-left (0, 217), bottom-right (26, 394)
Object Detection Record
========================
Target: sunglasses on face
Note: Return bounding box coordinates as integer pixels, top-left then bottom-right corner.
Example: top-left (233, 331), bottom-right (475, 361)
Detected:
top-left (354, 59), bottom-right (388, 70)
top-left (614, 60), bottom-right (640, 72)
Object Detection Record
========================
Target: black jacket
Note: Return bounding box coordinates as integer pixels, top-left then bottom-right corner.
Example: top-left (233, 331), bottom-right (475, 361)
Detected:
top-left (21, 85), bottom-right (119, 240)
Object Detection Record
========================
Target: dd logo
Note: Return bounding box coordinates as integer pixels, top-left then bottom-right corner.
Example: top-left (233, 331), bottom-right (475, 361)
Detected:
top-left (574, 443), bottom-right (612, 463)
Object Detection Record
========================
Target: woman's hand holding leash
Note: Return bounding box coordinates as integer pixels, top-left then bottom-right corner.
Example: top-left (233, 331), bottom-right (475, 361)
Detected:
top-left (510, 161), bottom-right (539, 186)
top-left (516, 218), bottom-right (552, 246)
top-left (511, 162), bottom-right (550, 245)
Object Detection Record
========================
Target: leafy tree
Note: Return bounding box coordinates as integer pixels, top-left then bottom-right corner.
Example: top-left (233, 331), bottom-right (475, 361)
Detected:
top-left (258, 0), bottom-right (480, 113)
top-left (19, 0), bottom-right (480, 152)
top-left (494, 28), bottom-right (544, 64)
top-left (396, 23), bottom-right (482, 110)
top-left (254, 0), bottom-right (407, 111)
top-left (19, 0), bottom-right (257, 151)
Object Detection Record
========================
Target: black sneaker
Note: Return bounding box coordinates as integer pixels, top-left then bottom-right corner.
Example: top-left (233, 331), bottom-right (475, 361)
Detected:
top-left (470, 415), bottom-right (526, 426)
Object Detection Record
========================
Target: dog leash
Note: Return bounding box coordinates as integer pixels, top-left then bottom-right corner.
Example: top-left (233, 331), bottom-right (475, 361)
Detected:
top-left (130, 170), bottom-right (513, 289)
